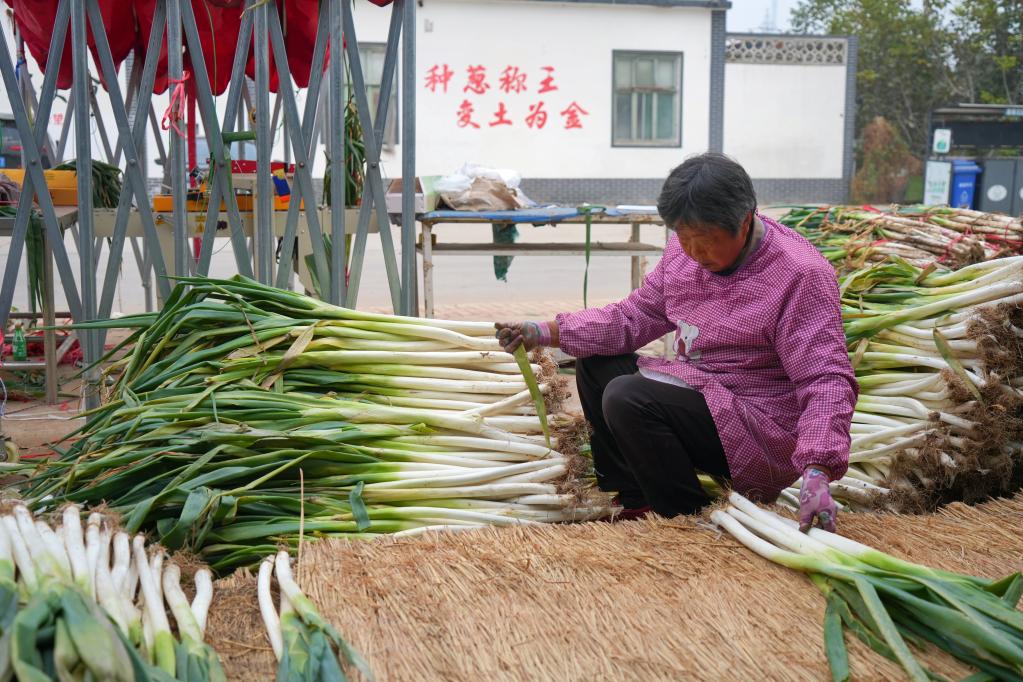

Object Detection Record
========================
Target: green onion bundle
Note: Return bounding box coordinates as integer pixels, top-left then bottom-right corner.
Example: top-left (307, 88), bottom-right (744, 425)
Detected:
top-left (0, 503), bottom-right (224, 681)
top-left (258, 550), bottom-right (371, 681)
top-left (713, 492), bottom-right (1023, 681)
top-left (781, 205), bottom-right (1023, 272)
top-left (322, 93), bottom-right (366, 209)
top-left (54, 159), bottom-right (124, 209)
top-left (13, 276), bottom-right (608, 572)
top-left (777, 256), bottom-right (1023, 512)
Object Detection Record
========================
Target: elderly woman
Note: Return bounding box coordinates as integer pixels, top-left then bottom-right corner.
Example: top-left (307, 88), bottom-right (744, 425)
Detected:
top-left (495, 153), bottom-right (857, 532)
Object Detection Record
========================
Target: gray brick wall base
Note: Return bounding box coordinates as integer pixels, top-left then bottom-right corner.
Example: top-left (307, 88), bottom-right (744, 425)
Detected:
top-left (751, 178), bottom-right (849, 205)
top-left (520, 178), bottom-right (665, 205)
top-left (521, 177), bottom-right (849, 206)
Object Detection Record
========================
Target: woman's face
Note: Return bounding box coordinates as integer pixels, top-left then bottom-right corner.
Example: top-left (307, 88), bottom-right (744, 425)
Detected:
top-left (674, 213), bottom-right (752, 273)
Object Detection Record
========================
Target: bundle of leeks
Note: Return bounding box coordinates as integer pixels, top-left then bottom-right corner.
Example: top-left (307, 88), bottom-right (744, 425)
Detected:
top-left (0, 503), bottom-right (223, 680)
top-left (780, 205), bottom-right (1023, 271)
top-left (258, 551), bottom-right (371, 682)
top-left (778, 256), bottom-right (1023, 512)
top-left (713, 492), bottom-right (1023, 681)
top-left (13, 276), bottom-right (609, 572)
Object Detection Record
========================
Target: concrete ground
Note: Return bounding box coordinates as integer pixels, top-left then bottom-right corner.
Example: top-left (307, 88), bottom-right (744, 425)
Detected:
top-left (1, 207), bottom-right (789, 452)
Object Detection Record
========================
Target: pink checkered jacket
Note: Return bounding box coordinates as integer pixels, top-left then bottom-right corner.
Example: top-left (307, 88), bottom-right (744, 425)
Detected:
top-left (556, 215), bottom-right (857, 501)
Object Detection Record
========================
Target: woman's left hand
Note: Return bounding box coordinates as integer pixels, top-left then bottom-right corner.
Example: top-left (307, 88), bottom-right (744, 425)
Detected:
top-left (798, 466), bottom-right (837, 533)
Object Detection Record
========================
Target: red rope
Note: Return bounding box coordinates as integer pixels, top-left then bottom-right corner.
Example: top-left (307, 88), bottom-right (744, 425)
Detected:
top-left (161, 71), bottom-right (191, 139)
top-left (933, 229), bottom-right (972, 266)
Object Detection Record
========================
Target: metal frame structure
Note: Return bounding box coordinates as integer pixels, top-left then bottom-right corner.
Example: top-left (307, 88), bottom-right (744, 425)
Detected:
top-left (0, 0), bottom-right (418, 409)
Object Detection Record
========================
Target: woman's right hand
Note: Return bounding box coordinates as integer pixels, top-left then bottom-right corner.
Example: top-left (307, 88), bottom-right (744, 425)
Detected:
top-left (494, 321), bottom-right (556, 353)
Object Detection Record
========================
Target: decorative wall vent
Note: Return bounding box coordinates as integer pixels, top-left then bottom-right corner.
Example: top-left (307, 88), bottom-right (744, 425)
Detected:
top-left (725, 35), bottom-right (847, 65)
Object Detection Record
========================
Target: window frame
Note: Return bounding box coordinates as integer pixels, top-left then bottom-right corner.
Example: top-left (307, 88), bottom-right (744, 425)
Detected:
top-left (356, 42), bottom-right (400, 149)
top-left (611, 50), bottom-right (684, 148)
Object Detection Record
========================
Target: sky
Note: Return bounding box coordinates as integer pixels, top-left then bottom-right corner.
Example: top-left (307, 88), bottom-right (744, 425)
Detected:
top-left (726, 0), bottom-right (801, 32)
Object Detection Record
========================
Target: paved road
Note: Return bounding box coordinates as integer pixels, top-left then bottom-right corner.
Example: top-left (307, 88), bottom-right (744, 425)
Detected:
top-left (1, 221), bottom-right (669, 318)
top-left (3, 207), bottom-right (793, 318)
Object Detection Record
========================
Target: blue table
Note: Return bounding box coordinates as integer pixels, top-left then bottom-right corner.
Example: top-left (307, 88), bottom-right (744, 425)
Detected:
top-left (416, 205), bottom-right (666, 317)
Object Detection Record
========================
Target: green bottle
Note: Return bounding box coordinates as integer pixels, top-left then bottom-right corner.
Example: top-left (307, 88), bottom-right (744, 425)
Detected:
top-left (12, 321), bottom-right (27, 361)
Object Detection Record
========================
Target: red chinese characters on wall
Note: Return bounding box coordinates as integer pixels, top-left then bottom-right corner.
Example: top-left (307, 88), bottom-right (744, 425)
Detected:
top-left (490, 102), bottom-right (513, 127)
top-left (424, 64), bottom-right (454, 94)
top-left (525, 101), bottom-right (548, 129)
top-left (560, 102), bottom-right (589, 130)
top-left (537, 66), bottom-right (558, 94)
top-left (424, 64), bottom-right (587, 130)
top-left (498, 66), bottom-right (527, 94)
top-left (457, 100), bottom-right (481, 129)
top-left (463, 66), bottom-right (491, 95)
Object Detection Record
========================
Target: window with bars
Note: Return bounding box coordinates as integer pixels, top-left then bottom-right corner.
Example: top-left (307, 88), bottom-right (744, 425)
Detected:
top-left (612, 51), bottom-right (683, 147)
top-left (357, 43), bottom-right (399, 148)
top-left (327, 44), bottom-right (399, 149)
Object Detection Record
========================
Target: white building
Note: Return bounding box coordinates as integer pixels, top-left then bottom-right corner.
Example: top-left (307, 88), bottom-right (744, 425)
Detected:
top-left (2, 0), bottom-right (857, 205)
top-left (355, 0), bottom-right (857, 204)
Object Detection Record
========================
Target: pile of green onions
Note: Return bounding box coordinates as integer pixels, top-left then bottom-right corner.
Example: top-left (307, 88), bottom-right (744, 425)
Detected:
top-left (54, 159), bottom-right (124, 209)
top-left (0, 502), bottom-right (223, 680)
top-left (712, 492), bottom-right (1023, 681)
top-left (781, 205), bottom-right (1023, 271)
top-left (772, 254), bottom-right (1023, 513)
top-left (258, 550), bottom-right (371, 681)
top-left (13, 276), bottom-right (608, 572)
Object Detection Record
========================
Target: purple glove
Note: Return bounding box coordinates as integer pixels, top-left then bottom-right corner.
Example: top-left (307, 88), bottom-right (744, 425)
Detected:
top-left (494, 321), bottom-right (552, 353)
top-left (799, 466), bottom-right (837, 533)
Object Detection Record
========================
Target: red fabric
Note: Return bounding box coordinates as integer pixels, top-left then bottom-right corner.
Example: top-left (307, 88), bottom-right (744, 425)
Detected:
top-left (245, 0), bottom-right (323, 92)
top-left (89, 0), bottom-right (137, 88)
top-left (284, 0), bottom-right (322, 88)
top-left (5, 0), bottom-right (70, 89)
top-left (190, 1), bottom-right (242, 95)
top-left (9, 0), bottom-right (377, 95)
top-left (246, 0), bottom-right (280, 92)
top-left (135, 0), bottom-right (242, 96)
top-left (134, 0), bottom-right (169, 93)
top-left (7, 0), bottom-right (133, 91)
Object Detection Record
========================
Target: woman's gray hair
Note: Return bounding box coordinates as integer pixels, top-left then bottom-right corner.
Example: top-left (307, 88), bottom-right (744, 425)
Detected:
top-left (656, 152), bottom-right (757, 237)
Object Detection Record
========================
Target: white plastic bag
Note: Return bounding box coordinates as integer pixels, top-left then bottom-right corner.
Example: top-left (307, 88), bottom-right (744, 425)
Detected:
top-left (456, 163), bottom-right (522, 189)
top-left (434, 173), bottom-right (473, 195)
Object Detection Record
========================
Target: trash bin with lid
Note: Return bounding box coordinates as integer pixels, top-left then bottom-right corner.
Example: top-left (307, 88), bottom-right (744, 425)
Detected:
top-left (979, 159), bottom-right (1015, 214)
top-left (950, 160), bottom-right (982, 209)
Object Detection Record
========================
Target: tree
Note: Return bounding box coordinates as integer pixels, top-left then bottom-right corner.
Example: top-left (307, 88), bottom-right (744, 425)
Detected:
top-left (947, 0), bottom-right (1023, 105)
top-left (851, 117), bottom-right (922, 203)
top-left (791, 0), bottom-right (954, 157)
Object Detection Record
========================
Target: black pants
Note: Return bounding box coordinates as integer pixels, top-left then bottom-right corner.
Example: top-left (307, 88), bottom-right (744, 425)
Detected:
top-left (576, 354), bottom-right (730, 517)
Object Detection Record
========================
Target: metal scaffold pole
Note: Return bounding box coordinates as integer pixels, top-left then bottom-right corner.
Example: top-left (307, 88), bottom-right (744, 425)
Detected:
top-left (70, 0), bottom-right (98, 410)
top-left (253, 0), bottom-right (274, 284)
top-left (327, 0), bottom-right (348, 305)
top-left (167, 0), bottom-right (189, 282)
top-left (400, 0), bottom-right (417, 316)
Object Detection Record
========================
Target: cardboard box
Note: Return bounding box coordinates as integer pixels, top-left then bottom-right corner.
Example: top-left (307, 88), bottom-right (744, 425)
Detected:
top-left (385, 176), bottom-right (440, 214)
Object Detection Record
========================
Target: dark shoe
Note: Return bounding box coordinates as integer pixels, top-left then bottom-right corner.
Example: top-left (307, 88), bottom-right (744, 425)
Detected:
top-left (607, 495), bottom-right (652, 522)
